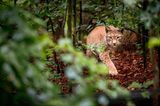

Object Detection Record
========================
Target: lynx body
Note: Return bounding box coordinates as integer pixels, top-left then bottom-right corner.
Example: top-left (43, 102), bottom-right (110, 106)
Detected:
top-left (86, 25), bottom-right (123, 75)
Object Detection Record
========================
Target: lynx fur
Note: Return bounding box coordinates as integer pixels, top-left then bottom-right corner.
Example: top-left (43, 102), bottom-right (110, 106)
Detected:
top-left (86, 25), bottom-right (123, 75)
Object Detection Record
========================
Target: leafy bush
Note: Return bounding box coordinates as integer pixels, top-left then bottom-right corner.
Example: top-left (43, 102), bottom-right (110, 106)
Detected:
top-left (0, 6), bottom-right (59, 106)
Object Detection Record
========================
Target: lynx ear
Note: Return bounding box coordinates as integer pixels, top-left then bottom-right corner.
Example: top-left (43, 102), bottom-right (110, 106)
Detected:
top-left (106, 26), bottom-right (111, 31)
top-left (105, 26), bottom-right (109, 33)
top-left (119, 28), bottom-right (124, 33)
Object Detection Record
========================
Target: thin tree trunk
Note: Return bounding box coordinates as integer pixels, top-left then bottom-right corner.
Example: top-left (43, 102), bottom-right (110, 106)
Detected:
top-left (142, 0), bottom-right (160, 105)
top-left (14, 0), bottom-right (17, 6)
top-left (72, 0), bottom-right (77, 46)
top-left (64, 0), bottom-right (72, 38)
top-left (79, 0), bottom-right (82, 40)
top-left (142, 24), bottom-right (148, 68)
top-left (102, 0), bottom-right (107, 5)
top-left (142, 0), bottom-right (149, 69)
top-left (53, 51), bottom-right (61, 73)
top-left (158, 48), bottom-right (160, 68)
top-left (45, 0), bottom-right (61, 73)
top-left (150, 48), bottom-right (159, 106)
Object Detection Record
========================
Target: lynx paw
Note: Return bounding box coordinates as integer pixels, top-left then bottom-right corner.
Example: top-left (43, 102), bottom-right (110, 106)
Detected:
top-left (109, 70), bottom-right (118, 75)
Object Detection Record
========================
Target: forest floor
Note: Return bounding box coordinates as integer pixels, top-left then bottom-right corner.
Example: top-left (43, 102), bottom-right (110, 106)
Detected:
top-left (109, 50), bottom-right (154, 89)
top-left (48, 47), bottom-right (154, 94)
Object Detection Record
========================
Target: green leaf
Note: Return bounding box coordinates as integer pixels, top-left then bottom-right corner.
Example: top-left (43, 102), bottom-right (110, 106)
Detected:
top-left (141, 91), bottom-right (150, 99)
top-left (143, 80), bottom-right (153, 88)
top-left (61, 54), bottom-right (73, 63)
top-left (65, 67), bottom-right (79, 80)
top-left (127, 101), bottom-right (135, 106)
top-left (128, 82), bottom-right (142, 89)
top-left (148, 37), bottom-right (160, 48)
top-left (96, 63), bottom-right (108, 74)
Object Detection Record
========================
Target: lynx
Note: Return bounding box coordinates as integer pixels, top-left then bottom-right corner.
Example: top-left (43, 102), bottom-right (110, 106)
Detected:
top-left (86, 25), bottom-right (123, 75)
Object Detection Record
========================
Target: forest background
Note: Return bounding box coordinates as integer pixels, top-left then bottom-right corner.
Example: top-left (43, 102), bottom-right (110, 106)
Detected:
top-left (0, 0), bottom-right (160, 106)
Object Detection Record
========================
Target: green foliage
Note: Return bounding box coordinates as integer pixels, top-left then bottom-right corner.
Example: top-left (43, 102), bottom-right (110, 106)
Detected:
top-left (127, 101), bottom-right (136, 106)
top-left (140, 0), bottom-right (160, 29)
top-left (141, 91), bottom-right (150, 99)
top-left (3, 0), bottom-right (158, 105)
top-left (148, 37), bottom-right (160, 48)
top-left (128, 82), bottom-right (143, 89)
top-left (86, 43), bottom-right (106, 55)
top-left (128, 81), bottom-right (153, 99)
top-left (11, 0), bottom-right (66, 33)
top-left (0, 5), bottom-right (131, 106)
top-left (123, 0), bottom-right (138, 7)
top-left (128, 80), bottom-right (153, 89)
top-left (81, 0), bottom-right (141, 31)
top-left (105, 0), bottom-right (140, 30)
top-left (143, 80), bottom-right (153, 89)
top-left (0, 6), bottom-right (59, 105)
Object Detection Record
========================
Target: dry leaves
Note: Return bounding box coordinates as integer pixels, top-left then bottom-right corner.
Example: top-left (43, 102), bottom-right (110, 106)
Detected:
top-left (110, 50), bottom-right (154, 89)
top-left (48, 49), bottom-right (154, 94)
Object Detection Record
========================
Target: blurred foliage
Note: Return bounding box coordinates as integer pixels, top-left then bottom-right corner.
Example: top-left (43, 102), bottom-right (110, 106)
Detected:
top-left (82, 0), bottom-right (160, 33)
top-left (0, 0), bottom-right (159, 106)
top-left (0, 6), bottom-right (60, 106)
top-left (146, 1), bottom-right (160, 48)
top-left (128, 81), bottom-right (153, 99)
top-left (0, 3), bottom-right (132, 106)
top-left (48, 38), bottom-right (131, 106)
top-left (0, 5), bottom-right (131, 106)
top-left (141, 91), bottom-right (150, 99)
top-left (148, 37), bottom-right (160, 48)
top-left (13, 0), bottom-right (66, 33)
top-left (105, 0), bottom-right (140, 30)
top-left (140, 0), bottom-right (160, 29)
top-left (128, 80), bottom-right (153, 89)
top-left (81, 0), bottom-right (140, 31)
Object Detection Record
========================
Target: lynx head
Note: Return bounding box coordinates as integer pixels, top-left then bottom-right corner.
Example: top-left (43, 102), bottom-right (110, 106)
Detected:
top-left (105, 27), bottom-right (123, 49)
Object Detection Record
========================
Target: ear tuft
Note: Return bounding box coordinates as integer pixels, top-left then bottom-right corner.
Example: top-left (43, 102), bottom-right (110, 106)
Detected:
top-left (119, 28), bottom-right (124, 33)
top-left (105, 26), bottom-right (109, 33)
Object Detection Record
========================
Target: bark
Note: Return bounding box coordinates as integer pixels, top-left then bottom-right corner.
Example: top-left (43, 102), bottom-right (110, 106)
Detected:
top-left (141, 25), bottom-right (148, 69)
top-left (14, 0), bottom-right (17, 6)
top-left (64, 0), bottom-right (72, 38)
top-left (141, 0), bottom-right (149, 69)
top-left (72, 0), bottom-right (77, 46)
top-left (79, 0), bottom-right (82, 40)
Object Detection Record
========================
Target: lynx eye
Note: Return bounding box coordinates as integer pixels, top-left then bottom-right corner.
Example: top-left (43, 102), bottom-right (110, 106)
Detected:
top-left (117, 36), bottom-right (120, 39)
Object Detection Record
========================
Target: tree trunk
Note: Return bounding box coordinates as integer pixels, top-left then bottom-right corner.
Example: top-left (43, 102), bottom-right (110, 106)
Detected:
top-left (64, 0), bottom-right (72, 38)
top-left (72, 0), bottom-right (77, 46)
top-left (142, 0), bottom-right (160, 105)
top-left (141, 0), bottom-right (149, 69)
top-left (14, 0), bottom-right (17, 6)
top-left (79, 0), bottom-right (82, 40)
top-left (102, 0), bottom-right (108, 6)
top-left (150, 48), bottom-right (159, 106)
top-left (142, 25), bottom-right (148, 69)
